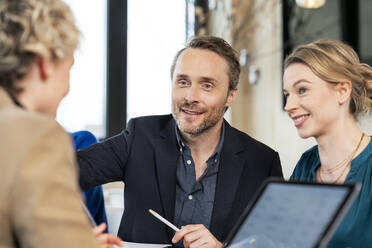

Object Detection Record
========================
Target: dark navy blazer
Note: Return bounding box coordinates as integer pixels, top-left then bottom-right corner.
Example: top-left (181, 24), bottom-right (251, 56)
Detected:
top-left (77, 115), bottom-right (283, 243)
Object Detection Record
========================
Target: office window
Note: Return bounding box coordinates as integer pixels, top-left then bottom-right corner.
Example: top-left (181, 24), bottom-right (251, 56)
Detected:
top-left (127, 0), bottom-right (186, 120)
top-left (57, 0), bottom-right (107, 138)
top-left (283, 0), bottom-right (342, 54)
top-left (360, 0), bottom-right (372, 65)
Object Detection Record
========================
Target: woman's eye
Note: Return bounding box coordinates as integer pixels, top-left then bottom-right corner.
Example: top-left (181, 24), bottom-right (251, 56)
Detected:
top-left (299, 87), bottom-right (307, 94)
top-left (283, 93), bottom-right (289, 100)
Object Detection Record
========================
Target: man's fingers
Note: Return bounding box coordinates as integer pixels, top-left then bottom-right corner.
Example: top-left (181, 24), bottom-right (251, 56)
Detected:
top-left (183, 229), bottom-right (204, 244)
top-left (183, 234), bottom-right (206, 248)
top-left (173, 224), bottom-right (223, 248)
top-left (172, 224), bottom-right (204, 243)
top-left (185, 237), bottom-right (208, 248)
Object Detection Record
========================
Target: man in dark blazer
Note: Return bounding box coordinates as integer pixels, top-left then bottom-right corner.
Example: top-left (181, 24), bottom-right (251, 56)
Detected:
top-left (78, 36), bottom-right (283, 248)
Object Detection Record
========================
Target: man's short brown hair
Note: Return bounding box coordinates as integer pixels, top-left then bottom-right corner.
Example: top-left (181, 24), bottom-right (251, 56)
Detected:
top-left (170, 36), bottom-right (240, 90)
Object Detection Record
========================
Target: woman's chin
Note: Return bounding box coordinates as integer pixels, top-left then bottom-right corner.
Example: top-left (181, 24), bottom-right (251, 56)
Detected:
top-left (297, 130), bottom-right (313, 139)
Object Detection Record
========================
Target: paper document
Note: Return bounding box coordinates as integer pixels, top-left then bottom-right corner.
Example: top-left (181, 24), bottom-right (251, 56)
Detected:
top-left (116, 241), bottom-right (171, 248)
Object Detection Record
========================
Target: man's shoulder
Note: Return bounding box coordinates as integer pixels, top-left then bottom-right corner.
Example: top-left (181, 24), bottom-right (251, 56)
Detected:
top-left (127, 114), bottom-right (174, 131)
top-left (226, 123), bottom-right (277, 155)
top-left (129, 114), bottom-right (173, 123)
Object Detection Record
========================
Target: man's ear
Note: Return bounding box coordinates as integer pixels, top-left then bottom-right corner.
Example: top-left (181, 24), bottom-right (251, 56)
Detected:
top-left (336, 80), bottom-right (352, 105)
top-left (225, 88), bottom-right (237, 107)
top-left (37, 57), bottom-right (53, 82)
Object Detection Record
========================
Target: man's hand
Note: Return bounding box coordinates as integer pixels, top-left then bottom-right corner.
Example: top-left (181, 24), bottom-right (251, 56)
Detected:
top-left (93, 223), bottom-right (123, 248)
top-left (172, 224), bottom-right (223, 248)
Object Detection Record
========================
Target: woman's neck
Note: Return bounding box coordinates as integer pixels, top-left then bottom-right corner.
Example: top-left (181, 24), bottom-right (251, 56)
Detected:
top-left (316, 119), bottom-right (367, 170)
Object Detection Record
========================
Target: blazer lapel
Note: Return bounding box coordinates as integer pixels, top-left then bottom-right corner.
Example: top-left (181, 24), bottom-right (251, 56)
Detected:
top-left (154, 119), bottom-right (179, 239)
top-left (153, 118), bottom-right (246, 241)
top-left (210, 121), bottom-right (245, 240)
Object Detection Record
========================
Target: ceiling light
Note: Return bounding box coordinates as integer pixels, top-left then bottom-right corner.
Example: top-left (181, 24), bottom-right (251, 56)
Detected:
top-left (296, 0), bottom-right (326, 9)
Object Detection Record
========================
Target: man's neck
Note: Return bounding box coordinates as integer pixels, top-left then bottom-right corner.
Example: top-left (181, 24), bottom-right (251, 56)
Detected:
top-left (180, 120), bottom-right (223, 180)
top-left (181, 120), bottom-right (223, 154)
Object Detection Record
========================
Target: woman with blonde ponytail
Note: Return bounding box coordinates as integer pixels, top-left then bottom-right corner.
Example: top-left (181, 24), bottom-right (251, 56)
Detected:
top-left (283, 39), bottom-right (372, 247)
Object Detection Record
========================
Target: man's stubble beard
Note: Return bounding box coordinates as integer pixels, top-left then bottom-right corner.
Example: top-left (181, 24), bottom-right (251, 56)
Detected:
top-left (172, 99), bottom-right (227, 137)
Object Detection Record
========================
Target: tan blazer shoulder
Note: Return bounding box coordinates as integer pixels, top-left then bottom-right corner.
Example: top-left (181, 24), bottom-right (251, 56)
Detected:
top-left (0, 88), bottom-right (100, 248)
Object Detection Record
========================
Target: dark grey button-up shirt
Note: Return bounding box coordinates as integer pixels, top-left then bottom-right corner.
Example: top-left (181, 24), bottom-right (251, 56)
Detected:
top-left (173, 124), bottom-right (225, 231)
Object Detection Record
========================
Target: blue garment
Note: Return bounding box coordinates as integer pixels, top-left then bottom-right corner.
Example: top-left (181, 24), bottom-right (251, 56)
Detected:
top-left (71, 131), bottom-right (108, 232)
top-left (290, 138), bottom-right (372, 248)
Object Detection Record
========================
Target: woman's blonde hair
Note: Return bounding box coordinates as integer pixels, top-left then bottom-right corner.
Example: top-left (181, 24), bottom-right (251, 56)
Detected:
top-left (0, 0), bottom-right (79, 93)
top-left (284, 40), bottom-right (372, 120)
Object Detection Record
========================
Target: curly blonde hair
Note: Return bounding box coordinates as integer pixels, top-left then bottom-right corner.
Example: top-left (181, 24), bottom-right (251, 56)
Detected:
top-left (0, 0), bottom-right (79, 93)
top-left (284, 40), bottom-right (372, 120)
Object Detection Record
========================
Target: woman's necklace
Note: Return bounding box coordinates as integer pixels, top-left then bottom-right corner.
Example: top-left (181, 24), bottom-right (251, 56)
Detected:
top-left (319, 156), bottom-right (350, 174)
top-left (318, 133), bottom-right (365, 184)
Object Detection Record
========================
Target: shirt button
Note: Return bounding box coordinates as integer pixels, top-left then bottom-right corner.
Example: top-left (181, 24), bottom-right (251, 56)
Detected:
top-left (186, 160), bottom-right (191, 165)
top-left (214, 159), bottom-right (217, 163)
top-left (180, 148), bottom-right (183, 152)
top-left (188, 195), bottom-right (193, 200)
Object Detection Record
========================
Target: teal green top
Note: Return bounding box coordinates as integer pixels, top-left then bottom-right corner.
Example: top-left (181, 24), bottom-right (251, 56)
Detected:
top-left (291, 138), bottom-right (372, 248)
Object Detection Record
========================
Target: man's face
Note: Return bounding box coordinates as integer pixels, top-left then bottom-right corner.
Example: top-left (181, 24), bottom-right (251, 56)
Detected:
top-left (171, 48), bottom-right (236, 136)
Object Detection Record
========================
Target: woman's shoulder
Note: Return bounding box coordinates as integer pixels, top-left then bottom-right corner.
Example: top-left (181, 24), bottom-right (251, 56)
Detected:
top-left (290, 145), bottom-right (319, 180)
top-left (300, 145), bottom-right (319, 160)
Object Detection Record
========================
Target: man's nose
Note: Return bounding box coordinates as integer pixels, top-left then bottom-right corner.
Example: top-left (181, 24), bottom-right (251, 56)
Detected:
top-left (184, 85), bottom-right (200, 103)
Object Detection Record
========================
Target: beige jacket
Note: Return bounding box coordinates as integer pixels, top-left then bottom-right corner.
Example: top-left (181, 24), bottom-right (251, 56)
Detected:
top-left (0, 87), bottom-right (100, 248)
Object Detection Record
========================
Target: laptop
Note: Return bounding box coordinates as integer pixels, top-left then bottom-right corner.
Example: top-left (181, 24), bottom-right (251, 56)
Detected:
top-left (223, 178), bottom-right (361, 248)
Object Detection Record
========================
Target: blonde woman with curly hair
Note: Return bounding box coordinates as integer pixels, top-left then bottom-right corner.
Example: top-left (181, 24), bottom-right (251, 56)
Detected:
top-left (0, 0), bottom-right (121, 247)
top-left (283, 40), bottom-right (372, 247)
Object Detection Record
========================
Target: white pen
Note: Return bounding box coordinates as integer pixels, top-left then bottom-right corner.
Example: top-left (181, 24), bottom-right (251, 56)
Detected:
top-left (149, 209), bottom-right (180, 232)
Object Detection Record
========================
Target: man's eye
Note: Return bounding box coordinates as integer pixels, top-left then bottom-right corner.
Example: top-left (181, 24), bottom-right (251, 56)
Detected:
top-left (202, 83), bottom-right (213, 89)
top-left (178, 80), bottom-right (188, 86)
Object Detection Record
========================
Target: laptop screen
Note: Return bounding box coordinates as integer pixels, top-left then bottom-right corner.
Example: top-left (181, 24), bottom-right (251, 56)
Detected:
top-left (226, 181), bottom-right (358, 248)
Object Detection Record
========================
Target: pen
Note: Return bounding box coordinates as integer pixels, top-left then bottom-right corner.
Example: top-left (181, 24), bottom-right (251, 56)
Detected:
top-left (149, 209), bottom-right (180, 232)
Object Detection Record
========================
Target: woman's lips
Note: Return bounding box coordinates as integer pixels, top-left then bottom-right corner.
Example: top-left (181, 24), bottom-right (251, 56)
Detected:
top-left (292, 114), bottom-right (310, 128)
